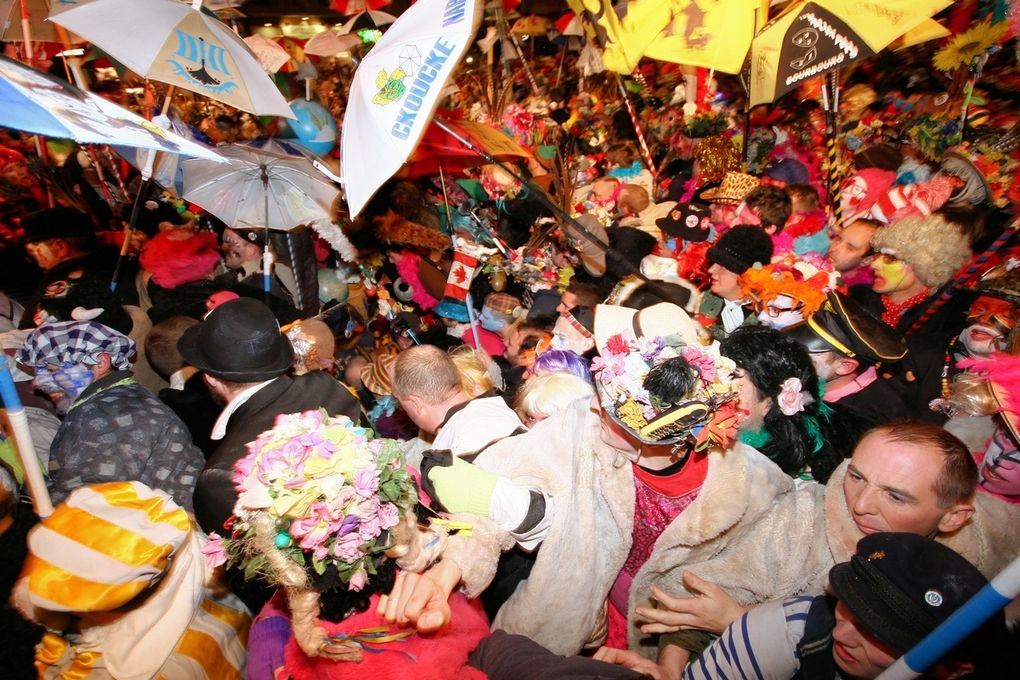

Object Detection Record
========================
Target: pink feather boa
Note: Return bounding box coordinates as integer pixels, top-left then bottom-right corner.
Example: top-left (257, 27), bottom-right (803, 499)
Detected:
top-left (394, 251), bottom-right (440, 310)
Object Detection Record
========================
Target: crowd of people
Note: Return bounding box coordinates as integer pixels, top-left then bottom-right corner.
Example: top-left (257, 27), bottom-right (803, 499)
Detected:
top-left (0, 7), bottom-right (1019, 680)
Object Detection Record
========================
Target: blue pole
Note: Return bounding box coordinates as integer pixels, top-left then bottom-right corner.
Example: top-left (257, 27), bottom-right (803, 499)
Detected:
top-left (0, 361), bottom-right (52, 516)
top-left (877, 555), bottom-right (1020, 679)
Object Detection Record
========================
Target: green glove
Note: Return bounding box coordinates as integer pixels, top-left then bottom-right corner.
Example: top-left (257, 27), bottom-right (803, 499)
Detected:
top-left (426, 454), bottom-right (498, 517)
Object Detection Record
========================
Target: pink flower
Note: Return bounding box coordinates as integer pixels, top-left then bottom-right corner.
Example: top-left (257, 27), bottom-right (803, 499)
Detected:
top-left (348, 565), bottom-right (369, 592)
top-left (333, 532), bottom-right (364, 563)
top-left (201, 532), bottom-right (228, 569)
top-left (354, 467), bottom-right (380, 496)
top-left (777, 377), bottom-right (807, 416)
top-left (605, 334), bottom-right (631, 356)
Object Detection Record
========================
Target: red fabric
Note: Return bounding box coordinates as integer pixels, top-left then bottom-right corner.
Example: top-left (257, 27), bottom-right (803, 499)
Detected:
top-left (880, 289), bottom-right (930, 327)
top-left (284, 591), bottom-right (490, 680)
top-left (139, 230), bottom-right (221, 289)
top-left (461, 327), bottom-right (505, 357)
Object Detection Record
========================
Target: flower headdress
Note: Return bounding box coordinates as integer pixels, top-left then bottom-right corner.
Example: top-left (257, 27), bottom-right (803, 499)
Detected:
top-left (209, 411), bottom-right (417, 591)
top-left (591, 323), bottom-right (738, 450)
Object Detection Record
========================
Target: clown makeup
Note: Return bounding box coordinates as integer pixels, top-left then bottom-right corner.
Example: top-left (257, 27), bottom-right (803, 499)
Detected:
top-left (979, 426), bottom-right (1020, 499)
top-left (33, 362), bottom-right (94, 414)
top-left (870, 253), bottom-right (912, 295)
top-left (960, 295), bottom-right (1018, 358)
top-left (756, 294), bottom-right (806, 330)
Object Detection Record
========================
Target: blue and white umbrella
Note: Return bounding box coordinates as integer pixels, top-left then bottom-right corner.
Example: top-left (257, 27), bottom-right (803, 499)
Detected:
top-left (49, 0), bottom-right (293, 118)
top-left (0, 54), bottom-right (222, 163)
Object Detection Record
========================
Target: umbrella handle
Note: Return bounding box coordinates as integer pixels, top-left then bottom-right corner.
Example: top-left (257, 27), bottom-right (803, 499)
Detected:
top-left (0, 363), bottom-right (52, 518)
top-left (111, 176), bottom-right (154, 293)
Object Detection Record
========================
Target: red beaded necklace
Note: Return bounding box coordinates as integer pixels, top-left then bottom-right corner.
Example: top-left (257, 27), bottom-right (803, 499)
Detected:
top-left (880, 288), bottom-right (931, 327)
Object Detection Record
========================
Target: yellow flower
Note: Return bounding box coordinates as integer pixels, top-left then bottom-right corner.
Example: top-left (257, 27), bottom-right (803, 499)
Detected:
top-left (272, 486), bottom-right (320, 517)
top-left (933, 19), bottom-right (1008, 72)
top-left (617, 399), bottom-right (648, 430)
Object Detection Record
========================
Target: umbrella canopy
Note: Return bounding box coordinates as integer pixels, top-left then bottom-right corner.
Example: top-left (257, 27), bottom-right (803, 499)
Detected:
top-left (554, 12), bottom-right (584, 37)
top-left (0, 55), bottom-right (223, 162)
top-left (330, 0), bottom-right (390, 15)
top-left (749, 0), bottom-right (952, 106)
top-left (400, 117), bottom-right (531, 177)
top-left (303, 29), bottom-right (362, 57)
top-left (337, 10), bottom-right (397, 34)
top-left (0, 0), bottom-right (84, 44)
top-left (48, 0), bottom-right (294, 117)
top-left (511, 15), bottom-right (550, 37)
top-left (243, 34), bottom-right (290, 73)
top-left (341, 0), bottom-right (482, 216)
top-left (182, 143), bottom-right (338, 231)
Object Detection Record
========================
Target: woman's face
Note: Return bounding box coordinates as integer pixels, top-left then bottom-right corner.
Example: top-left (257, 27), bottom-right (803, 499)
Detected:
top-left (732, 366), bottom-right (771, 432)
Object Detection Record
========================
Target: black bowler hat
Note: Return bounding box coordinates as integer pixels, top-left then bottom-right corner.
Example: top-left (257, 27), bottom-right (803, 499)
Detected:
top-left (22, 207), bottom-right (97, 243)
top-left (829, 532), bottom-right (1006, 655)
top-left (177, 298), bottom-right (294, 382)
top-left (784, 292), bottom-right (907, 366)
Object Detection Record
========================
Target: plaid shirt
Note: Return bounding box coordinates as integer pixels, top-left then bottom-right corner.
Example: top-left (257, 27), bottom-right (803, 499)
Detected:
top-left (18, 320), bottom-right (135, 370)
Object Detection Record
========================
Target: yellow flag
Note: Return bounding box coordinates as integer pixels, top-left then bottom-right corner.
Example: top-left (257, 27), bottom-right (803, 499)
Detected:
top-left (567, 0), bottom-right (668, 74)
top-left (642, 0), bottom-right (759, 74)
top-left (567, 0), bottom-right (760, 75)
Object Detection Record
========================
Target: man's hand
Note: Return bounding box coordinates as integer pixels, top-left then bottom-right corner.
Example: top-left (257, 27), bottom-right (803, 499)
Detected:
top-left (377, 560), bottom-right (462, 633)
top-left (592, 647), bottom-right (667, 680)
top-left (636, 572), bottom-right (748, 635)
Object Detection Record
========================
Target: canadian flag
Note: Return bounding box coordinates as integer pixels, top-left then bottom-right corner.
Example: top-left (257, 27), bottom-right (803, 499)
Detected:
top-left (443, 250), bottom-right (480, 301)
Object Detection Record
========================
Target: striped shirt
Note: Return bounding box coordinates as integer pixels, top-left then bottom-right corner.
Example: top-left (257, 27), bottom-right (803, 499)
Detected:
top-left (682, 595), bottom-right (816, 680)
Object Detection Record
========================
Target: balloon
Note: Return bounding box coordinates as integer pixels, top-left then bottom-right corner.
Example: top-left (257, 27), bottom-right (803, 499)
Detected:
top-left (318, 268), bottom-right (349, 304)
top-left (286, 99), bottom-right (338, 156)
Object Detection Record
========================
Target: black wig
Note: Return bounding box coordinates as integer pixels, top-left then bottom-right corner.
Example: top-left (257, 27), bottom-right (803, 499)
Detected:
top-left (721, 326), bottom-right (862, 483)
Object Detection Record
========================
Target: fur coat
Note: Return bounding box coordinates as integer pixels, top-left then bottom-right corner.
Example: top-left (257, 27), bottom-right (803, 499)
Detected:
top-left (822, 460), bottom-right (1020, 582)
top-left (462, 400), bottom-right (830, 659)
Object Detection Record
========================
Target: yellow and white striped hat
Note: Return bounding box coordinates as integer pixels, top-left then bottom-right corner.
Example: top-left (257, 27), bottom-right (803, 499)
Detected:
top-left (22, 481), bottom-right (191, 613)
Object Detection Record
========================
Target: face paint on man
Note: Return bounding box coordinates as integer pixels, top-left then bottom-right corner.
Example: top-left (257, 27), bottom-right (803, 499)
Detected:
top-left (870, 253), bottom-right (912, 295)
top-left (960, 295), bottom-right (1018, 357)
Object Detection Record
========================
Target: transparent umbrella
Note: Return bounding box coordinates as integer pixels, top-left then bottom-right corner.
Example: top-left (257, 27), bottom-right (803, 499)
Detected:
top-left (182, 144), bottom-right (339, 296)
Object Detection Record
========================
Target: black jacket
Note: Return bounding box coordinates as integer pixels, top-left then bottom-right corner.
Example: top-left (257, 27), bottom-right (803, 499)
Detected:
top-left (193, 371), bottom-right (361, 535)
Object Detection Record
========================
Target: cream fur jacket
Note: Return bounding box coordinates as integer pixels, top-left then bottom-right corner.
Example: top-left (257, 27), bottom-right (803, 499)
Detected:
top-left (457, 400), bottom-right (831, 659)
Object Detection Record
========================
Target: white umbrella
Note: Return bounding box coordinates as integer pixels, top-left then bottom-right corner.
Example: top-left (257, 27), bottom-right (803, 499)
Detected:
top-left (48, 0), bottom-right (293, 117)
top-left (304, 29), bottom-right (362, 57)
top-left (0, 54), bottom-right (222, 163)
top-left (341, 0), bottom-right (482, 215)
top-left (182, 143), bottom-right (338, 231)
top-left (337, 10), bottom-right (397, 34)
top-left (243, 34), bottom-right (290, 73)
top-left (183, 143), bottom-right (339, 296)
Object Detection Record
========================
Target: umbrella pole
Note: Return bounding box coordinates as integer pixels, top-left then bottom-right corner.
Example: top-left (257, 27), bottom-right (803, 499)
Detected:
top-left (554, 40), bottom-right (566, 89)
top-left (432, 119), bottom-right (652, 286)
top-left (262, 165), bottom-right (273, 305)
top-left (111, 173), bottom-right (153, 293)
top-left (438, 163), bottom-right (482, 350)
top-left (0, 362), bottom-right (52, 518)
top-left (877, 555), bottom-right (1020, 680)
